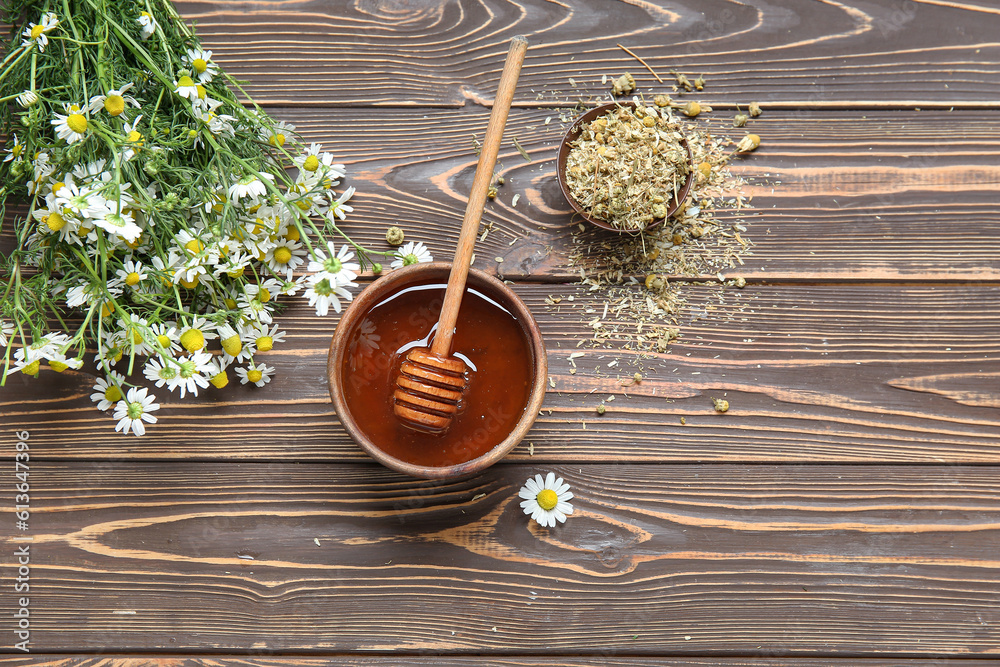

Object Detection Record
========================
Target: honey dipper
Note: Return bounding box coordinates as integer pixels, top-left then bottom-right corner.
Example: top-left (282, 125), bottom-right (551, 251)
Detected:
top-left (392, 35), bottom-right (528, 434)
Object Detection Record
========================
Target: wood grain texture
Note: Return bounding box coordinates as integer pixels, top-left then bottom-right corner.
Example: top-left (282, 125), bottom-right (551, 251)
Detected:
top-left (3, 462), bottom-right (1000, 654)
top-left (4, 283), bottom-right (998, 463)
top-left (174, 0), bottom-right (1000, 107)
top-left (0, 659), bottom-right (993, 666)
top-left (242, 107), bottom-right (1000, 282)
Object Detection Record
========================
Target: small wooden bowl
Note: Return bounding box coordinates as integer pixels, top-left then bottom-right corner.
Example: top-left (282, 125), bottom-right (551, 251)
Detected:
top-left (327, 262), bottom-right (547, 479)
top-left (556, 101), bottom-right (695, 233)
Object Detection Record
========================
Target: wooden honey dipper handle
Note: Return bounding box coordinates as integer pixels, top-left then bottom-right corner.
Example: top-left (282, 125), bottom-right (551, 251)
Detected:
top-left (431, 35), bottom-right (528, 356)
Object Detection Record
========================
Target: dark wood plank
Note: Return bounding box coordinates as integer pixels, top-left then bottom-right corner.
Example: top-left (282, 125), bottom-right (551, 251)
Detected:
top-left (175, 0), bottom-right (1000, 107)
top-left (249, 107), bottom-right (1000, 282)
top-left (5, 461), bottom-right (1000, 655)
top-left (5, 283), bottom-right (999, 463)
top-left (1, 659), bottom-right (992, 666)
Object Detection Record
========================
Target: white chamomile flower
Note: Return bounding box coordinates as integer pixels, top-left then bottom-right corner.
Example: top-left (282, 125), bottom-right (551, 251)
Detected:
top-left (307, 240), bottom-right (359, 287)
top-left (206, 356), bottom-right (231, 389)
top-left (91, 371), bottom-right (126, 411)
top-left (216, 323), bottom-right (244, 360)
top-left (45, 350), bottom-right (83, 373)
top-left (248, 323), bottom-right (286, 352)
top-left (228, 172), bottom-right (274, 202)
top-left (304, 276), bottom-right (353, 316)
top-left (235, 361), bottom-right (275, 387)
top-left (178, 317), bottom-right (218, 353)
top-left (17, 90), bottom-right (39, 108)
top-left (136, 10), bottom-right (157, 40)
top-left (51, 105), bottom-right (90, 144)
top-left (184, 48), bottom-right (219, 83)
top-left (118, 312), bottom-right (153, 356)
top-left (173, 75), bottom-right (199, 100)
top-left (143, 355), bottom-right (179, 390)
top-left (0, 318), bottom-right (15, 347)
top-left (326, 186), bottom-right (355, 221)
top-left (121, 115), bottom-right (145, 161)
top-left (115, 259), bottom-right (148, 288)
top-left (260, 120), bottom-right (295, 148)
top-left (264, 238), bottom-right (306, 276)
top-left (21, 12), bottom-right (59, 51)
top-left (113, 387), bottom-right (159, 436)
top-left (3, 134), bottom-right (23, 163)
top-left (390, 241), bottom-right (433, 269)
top-left (171, 351), bottom-right (214, 399)
top-left (93, 200), bottom-right (142, 243)
top-left (519, 472), bottom-right (574, 528)
top-left (148, 322), bottom-right (181, 355)
top-left (88, 83), bottom-right (139, 117)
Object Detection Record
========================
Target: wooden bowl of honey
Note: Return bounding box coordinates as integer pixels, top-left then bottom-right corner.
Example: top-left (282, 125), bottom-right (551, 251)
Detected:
top-left (328, 262), bottom-right (547, 479)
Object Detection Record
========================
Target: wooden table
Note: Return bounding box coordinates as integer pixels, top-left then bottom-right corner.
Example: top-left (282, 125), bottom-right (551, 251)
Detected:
top-left (3, 0), bottom-right (1000, 663)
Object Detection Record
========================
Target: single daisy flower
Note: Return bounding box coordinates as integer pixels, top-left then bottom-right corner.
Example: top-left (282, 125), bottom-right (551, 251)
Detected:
top-left (326, 186), bottom-right (355, 221)
top-left (264, 238), bottom-right (306, 276)
top-left (260, 120), bottom-right (295, 148)
top-left (249, 323), bottom-right (286, 352)
top-left (171, 351), bottom-right (214, 399)
top-left (174, 75), bottom-right (199, 99)
top-left (87, 83), bottom-right (139, 117)
top-left (51, 106), bottom-right (90, 144)
top-left (17, 90), bottom-right (39, 108)
top-left (136, 10), bottom-right (157, 40)
top-left (21, 12), bottom-right (59, 51)
top-left (93, 200), bottom-right (142, 243)
top-left (3, 134), bottom-right (23, 163)
top-left (235, 361), bottom-right (275, 387)
top-left (148, 322), bottom-right (182, 355)
top-left (207, 357), bottom-right (231, 389)
top-left (91, 371), bottom-right (126, 411)
top-left (390, 241), bottom-right (433, 269)
top-left (45, 350), bottom-right (83, 373)
top-left (118, 312), bottom-right (154, 356)
top-left (113, 387), bottom-right (159, 436)
top-left (306, 240), bottom-right (359, 287)
top-left (304, 276), bottom-right (353, 316)
top-left (184, 48), bottom-right (219, 83)
top-left (228, 173), bottom-right (274, 202)
top-left (143, 355), bottom-right (179, 390)
top-left (178, 317), bottom-right (218, 353)
top-left (115, 259), bottom-right (148, 288)
top-left (519, 472), bottom-right (574, 528)
top-left (121, 115), bottom-right (145, 161)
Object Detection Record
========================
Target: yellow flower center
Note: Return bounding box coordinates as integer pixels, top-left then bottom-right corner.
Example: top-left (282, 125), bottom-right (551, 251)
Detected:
top-left (51, 181), bottom-right (65, 193)
top-left (12, 144), bottom-right (22, 157)
top-left (221, 334), bottom-right (242, 356)
top-left (295, 199), bottom-right (312, 212)
top-left (125, 271), bottom-right (141, 286)
top-left (179, 274), bottom-right (200, 289)
top-left (22, 360), bottom-right (41, 375)
top-left (268, 133), bottom-right (286, 148)
top-left (66, 113), bottom-right (88, 134)
top-left (104, 94), bottom-right (125, 116)
top-left (246, 369), bottom-right (263, 383)
top-left (100, 301), bottom-right (115, 318)
top-left (536, 489), bottom-right (558, 511)
top-left (127, 130), bottom-right (143, 144)
top-left (223, 297), bottom-right (238, 310)
top-left (257, 287), bottom-right (271, 303)
top-left (273, 247), bottom-right (292, 265)
top-left (184, 239), bottom-right (205, 255)
top-left (156, 334), bottom-right (171, 349)
top-left (196, 84), bottom-right (207, 100)
top-left (303, 155), bottom-right (320, 172)
top-left (177, 75), bottom-right (195, 88)
top-left (104, 385), bottom-right (123, 402)
top-left (210, 371), bottom-right (229, 389)
top-left (179, 328), bottom-right (205, 352)
top-left (192, 58), bottom-right (208, 74)
top-left (227, 266), bottom-right (244, 278)
top-left (48, 360), bottom-right (69, 372)
top-left (107, 346), bottom-right (123, 363)
top-left (131, 328), bottom-right (144, 345)
top-left (30, 24), bottom-right (45, 40)
top-left (284, 226), bottom-right (300, 242)
top-left (256, 335), bottom-right (274, 352)
top-left (45, 211), bottom-right (66, 231)
top-left (126, 235), bottom-right (142, 249)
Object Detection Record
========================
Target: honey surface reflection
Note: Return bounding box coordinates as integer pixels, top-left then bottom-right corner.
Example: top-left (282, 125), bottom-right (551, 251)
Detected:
top-left (341, 281), bottom-right (532, 468)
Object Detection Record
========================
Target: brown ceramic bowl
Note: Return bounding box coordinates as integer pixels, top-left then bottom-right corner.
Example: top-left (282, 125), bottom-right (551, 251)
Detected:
top-left (327, 262), bottom-right (547, 479)
top-left (556, 101), bottom-right (695, 233)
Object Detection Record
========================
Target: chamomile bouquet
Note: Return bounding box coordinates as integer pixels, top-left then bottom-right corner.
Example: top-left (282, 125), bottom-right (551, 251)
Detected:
top-left (0, 0), bottom-right (432, 435)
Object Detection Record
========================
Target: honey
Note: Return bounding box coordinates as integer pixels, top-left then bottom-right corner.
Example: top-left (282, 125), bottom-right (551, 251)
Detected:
top-left (340, 279), bottom-right (533, 468)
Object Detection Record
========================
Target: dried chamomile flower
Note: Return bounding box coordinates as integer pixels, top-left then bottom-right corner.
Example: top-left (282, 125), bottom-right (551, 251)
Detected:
top-left (736, 134), bottom-right (760, 153)
top-left (733, 113), bottom-right (748, 127)
top-left (385, 226), bottom-right (405, 246)
top-left (712, 397), bottom-right (730, 413)
top-left (682, 101), bottom-right (702, 117)
top-left (694, 75), bottom-right (705, 91)
top-left (612, 72), bottom-right (635, 96)
top-left (653, 94), bottom-right (672, 107)
top-left (748, 101), bottom-right (762, 117)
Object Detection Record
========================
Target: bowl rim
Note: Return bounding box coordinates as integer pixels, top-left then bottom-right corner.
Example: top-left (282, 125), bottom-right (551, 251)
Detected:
top-left (327, 261), bottom-right (547, 479)
top-left (556, 100), bottom-right (695, 233)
